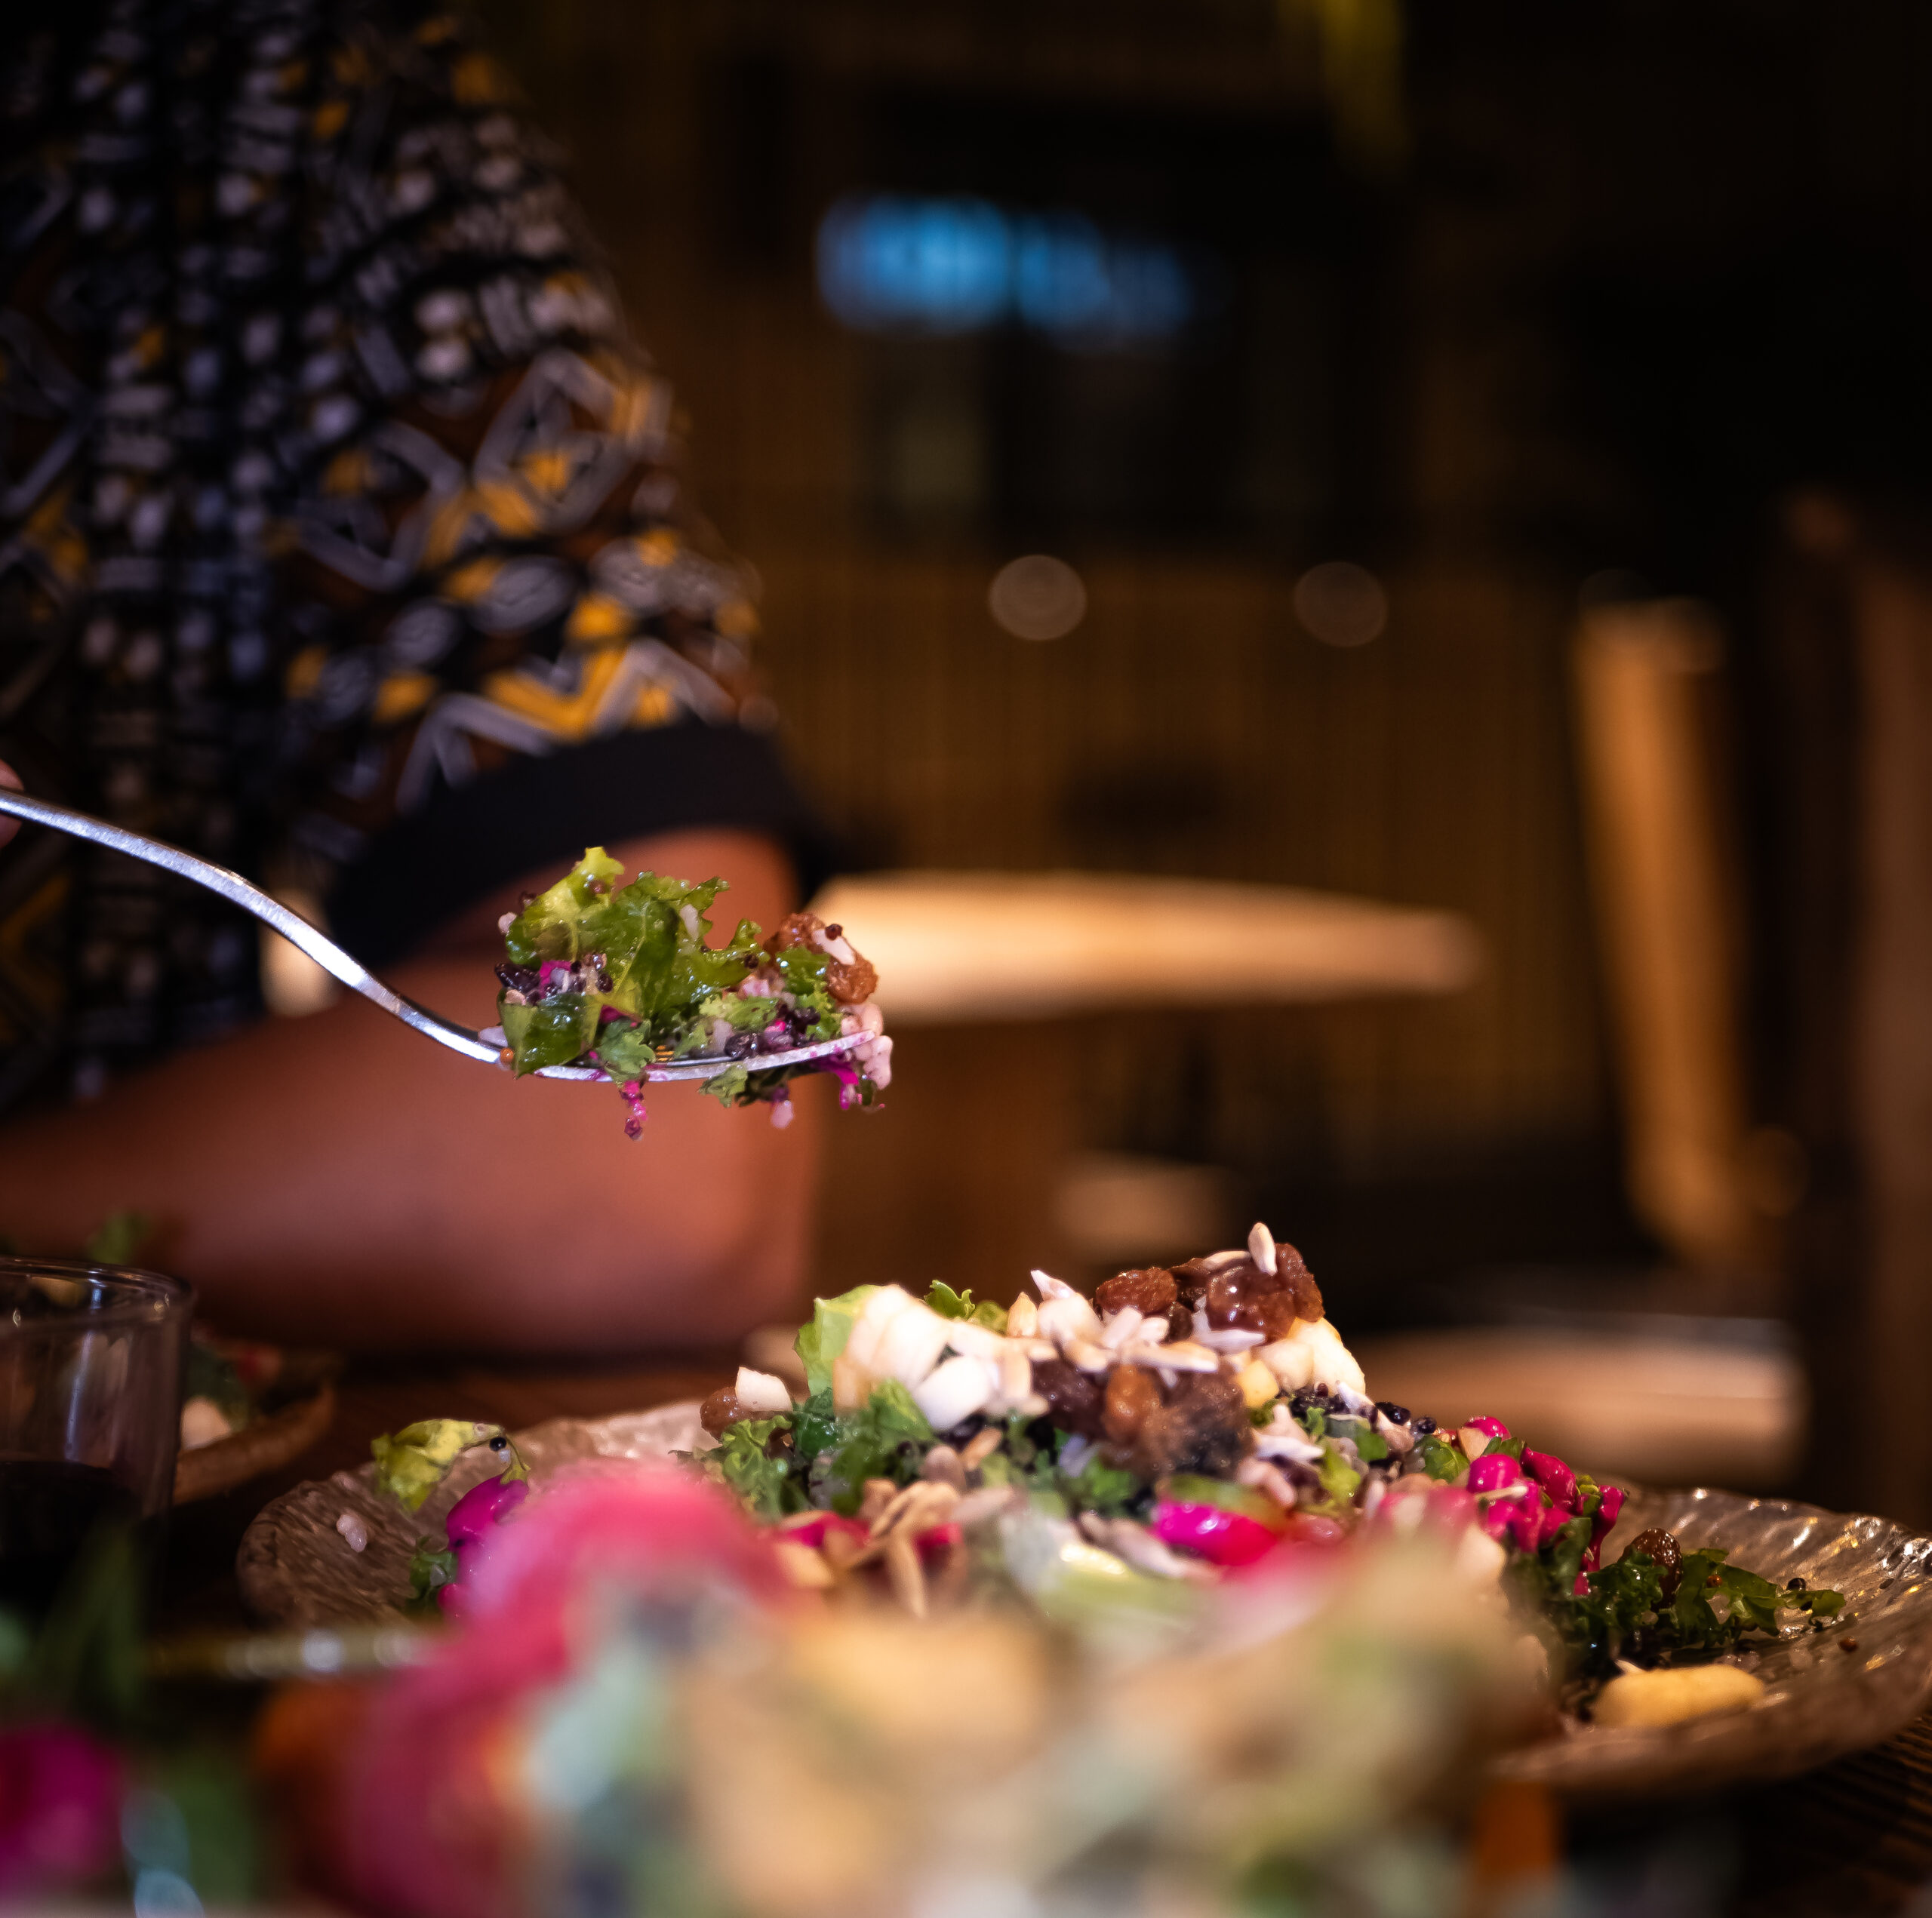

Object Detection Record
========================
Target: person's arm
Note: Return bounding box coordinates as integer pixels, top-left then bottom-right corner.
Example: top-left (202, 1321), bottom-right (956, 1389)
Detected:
top-left (0, 827), bottom-right (824, 1354)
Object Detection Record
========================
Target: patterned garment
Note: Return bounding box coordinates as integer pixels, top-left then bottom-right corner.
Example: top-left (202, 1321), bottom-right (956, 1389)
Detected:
top-left (0, 0), bottom-right (817, 1117)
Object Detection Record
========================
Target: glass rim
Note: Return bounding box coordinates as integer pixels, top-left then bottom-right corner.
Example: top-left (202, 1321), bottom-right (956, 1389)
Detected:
top-left (0, 1252), bottom-right (192, 1330)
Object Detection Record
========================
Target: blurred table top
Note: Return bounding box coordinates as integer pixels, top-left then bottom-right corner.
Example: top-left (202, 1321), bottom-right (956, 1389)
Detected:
top-left (158, 1352), bottom-right (1932, 1916)
top-left (808, 869), bottom-right (1484, 1022)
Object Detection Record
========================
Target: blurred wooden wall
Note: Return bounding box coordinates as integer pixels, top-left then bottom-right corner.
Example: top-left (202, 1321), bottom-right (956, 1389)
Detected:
top-left (477, 0), bottom-right (1620, 1291)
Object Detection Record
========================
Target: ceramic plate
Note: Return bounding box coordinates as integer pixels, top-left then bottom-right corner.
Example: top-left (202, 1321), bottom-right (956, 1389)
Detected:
top-left (235, 1404), bottom-right (1932, 1801)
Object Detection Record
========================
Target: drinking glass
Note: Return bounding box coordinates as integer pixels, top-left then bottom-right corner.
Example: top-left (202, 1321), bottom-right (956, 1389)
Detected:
top-left (0, 1256), bottom-right (191, 1623)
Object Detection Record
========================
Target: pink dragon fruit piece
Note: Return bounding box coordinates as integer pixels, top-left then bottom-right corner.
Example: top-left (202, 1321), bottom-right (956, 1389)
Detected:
top-left (1521, 1449), bottom-right (1577, 1511)
top-left (1152, 1500), bottom-right (1282, 1568)
top-left (1589, 1483), bottom-right (1626, 1554)
top-left (445, 1474), bottom-right (531, 1548)
top-left (1466, 1452), bottom-right (1524, 1494)
top-left (1463, 1415), bottom-right (1512, 1441)
top-left (775, 1511), bottom-right (868, 1554)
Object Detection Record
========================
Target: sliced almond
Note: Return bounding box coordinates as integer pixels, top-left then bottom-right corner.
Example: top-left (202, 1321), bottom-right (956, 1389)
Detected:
top-left (961, 1426), bottom-right (1004, 1472)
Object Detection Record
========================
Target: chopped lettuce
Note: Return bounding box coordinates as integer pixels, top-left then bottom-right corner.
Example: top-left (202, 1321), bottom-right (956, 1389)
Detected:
top-left (371, 1420), bottom-right (517, 1512)
top-left (497, 849), bottom-right (887, 1130)
top-left (794, 1285), bottom-right (881, 1396)
top-left (1310, 1440), bottom-right (1364, 1514)
top-left (500, 851), bottom-right (762, 1077)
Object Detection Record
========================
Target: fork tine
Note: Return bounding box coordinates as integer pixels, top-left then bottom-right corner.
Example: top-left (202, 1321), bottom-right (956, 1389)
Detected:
top-left (0, 786), bottom-right (861, 1086)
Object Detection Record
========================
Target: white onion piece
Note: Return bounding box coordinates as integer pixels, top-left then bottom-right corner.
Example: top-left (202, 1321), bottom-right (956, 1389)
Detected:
top-left (844, 1285), bottom-right (917, 1371)
top-left (734, 1366), bottom-right (793, 1415)
top-left (941, 1318), bottom-right (1006, 1360)
top-left (874, 1302), bottom-right (955, 1388)
top-left (911, 1354), bottom-right (998, 1432)
top-left (1300, 1319), bottom-right (1365, 1394)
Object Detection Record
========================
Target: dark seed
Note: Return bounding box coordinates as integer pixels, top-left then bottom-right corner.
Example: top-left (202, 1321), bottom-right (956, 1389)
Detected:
top-left (1787, 1576), bottom-right (1807, 1591)
top-left (1841, 1637), bottom-right (1860, 1652)
top-left (1413, 1415), bottom-right (1438, 1437)
top-left (1376, 1401), bottom-right (1411, 1425)
top-left (489, 1435), bottom-right (508, 1451)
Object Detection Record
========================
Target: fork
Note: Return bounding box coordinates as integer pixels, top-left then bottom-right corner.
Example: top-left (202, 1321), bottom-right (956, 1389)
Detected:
top-left (0, 787), bottom-right (860, 1083)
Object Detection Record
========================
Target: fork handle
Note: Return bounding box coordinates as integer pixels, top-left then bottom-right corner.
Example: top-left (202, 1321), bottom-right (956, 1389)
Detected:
top-left (0, 786), bottom-right (502, 1065)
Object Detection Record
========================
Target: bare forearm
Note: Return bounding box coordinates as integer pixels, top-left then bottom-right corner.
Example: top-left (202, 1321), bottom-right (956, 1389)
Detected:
top-left (0, 831), bottom-right (825, 1352)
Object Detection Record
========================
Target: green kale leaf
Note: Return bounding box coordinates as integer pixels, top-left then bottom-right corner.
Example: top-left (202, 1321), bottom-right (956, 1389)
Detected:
top-left (808, 1382), bottom-right (934, 1516)
top-left (924, 1281), bottom-right (1009, 1332)
top-left (700, 1414), bottom-right (803, 1522)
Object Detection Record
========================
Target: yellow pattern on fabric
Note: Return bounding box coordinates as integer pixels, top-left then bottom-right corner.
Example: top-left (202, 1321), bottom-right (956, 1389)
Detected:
top-left (372, 672), bottom-right (438, 725)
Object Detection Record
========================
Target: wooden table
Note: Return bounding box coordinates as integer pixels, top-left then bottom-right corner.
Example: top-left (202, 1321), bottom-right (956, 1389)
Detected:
top-left (809, 869), bottom-right (1484, 1022)
top-left (157, 1354), bottom-right (1932, 1916)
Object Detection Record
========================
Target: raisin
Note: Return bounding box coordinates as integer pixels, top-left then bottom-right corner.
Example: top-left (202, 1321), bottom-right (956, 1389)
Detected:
top-left (826, 953), bottom-right (878, 1004)
top-left (764, 911), bottom-right (825, 956)
top-left (1204, 1262), bottom-right (1300, 1339)
top-left (700, 1386), bottom-right (748, 1435)
top-left (1169, 1258), bottom-right (1215, 1308)
top-left (1171, 1245), bottom-right (1323, 1333)
top-left (1620, 1527), bottom-right (1683, 1602)
top-left (1110, 1371), bottom-right (1250, 1480)
top-left (1103, 1365), bottom-right (1161, 1448)
top-left (1276, 1240), bottom-right (1324, 1325)
top-left (1097, 1267), bottom-right (1178, 1320)
top-left (1033, 1359), bottom-right (1107, 1440)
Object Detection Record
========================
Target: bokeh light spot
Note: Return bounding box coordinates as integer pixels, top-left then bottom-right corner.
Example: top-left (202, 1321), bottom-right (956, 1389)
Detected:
top-left (1293, 561), bottom-right (1388, 648)
top-left (989, 556), bottom-right (1087, 641)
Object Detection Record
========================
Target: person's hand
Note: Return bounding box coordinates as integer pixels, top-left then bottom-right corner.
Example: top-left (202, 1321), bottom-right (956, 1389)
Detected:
top-left (0, 762), bottom-right (19, 850)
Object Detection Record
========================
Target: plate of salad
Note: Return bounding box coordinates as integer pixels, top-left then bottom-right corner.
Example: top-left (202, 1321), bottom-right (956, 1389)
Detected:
top-left (488, 848), bottom-right (891, 1134)
top-left (238, 1225), bottom-right (1932, 1800)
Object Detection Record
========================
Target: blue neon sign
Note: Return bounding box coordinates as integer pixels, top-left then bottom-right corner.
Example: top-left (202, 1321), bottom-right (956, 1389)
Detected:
top-left (817, 194), bottom-right (1196, 348)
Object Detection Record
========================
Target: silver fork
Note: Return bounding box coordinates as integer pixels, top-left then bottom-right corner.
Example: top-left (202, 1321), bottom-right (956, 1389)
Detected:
top-left (0, 788), bottom-right (860, 1083)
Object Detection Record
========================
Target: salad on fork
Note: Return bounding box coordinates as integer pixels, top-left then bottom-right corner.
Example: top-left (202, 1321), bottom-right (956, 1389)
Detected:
top-left (490, 847), bottom-right (892, 1136)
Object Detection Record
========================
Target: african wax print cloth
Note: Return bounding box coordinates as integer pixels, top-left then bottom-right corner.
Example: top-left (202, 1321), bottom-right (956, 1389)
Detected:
top-left (0, 0), bottom-right (818, 1117)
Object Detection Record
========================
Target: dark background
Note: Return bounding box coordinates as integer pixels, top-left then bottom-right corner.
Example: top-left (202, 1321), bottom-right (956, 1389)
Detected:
top-left (474, 0), bottom-right (1932, 1339)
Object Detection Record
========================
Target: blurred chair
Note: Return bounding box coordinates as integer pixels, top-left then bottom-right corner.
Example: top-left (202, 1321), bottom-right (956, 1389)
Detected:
top-left (1570, 598), bottom-right (1775, 1280)
top-left (1352, 594), bottom-right (1810, 1489)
